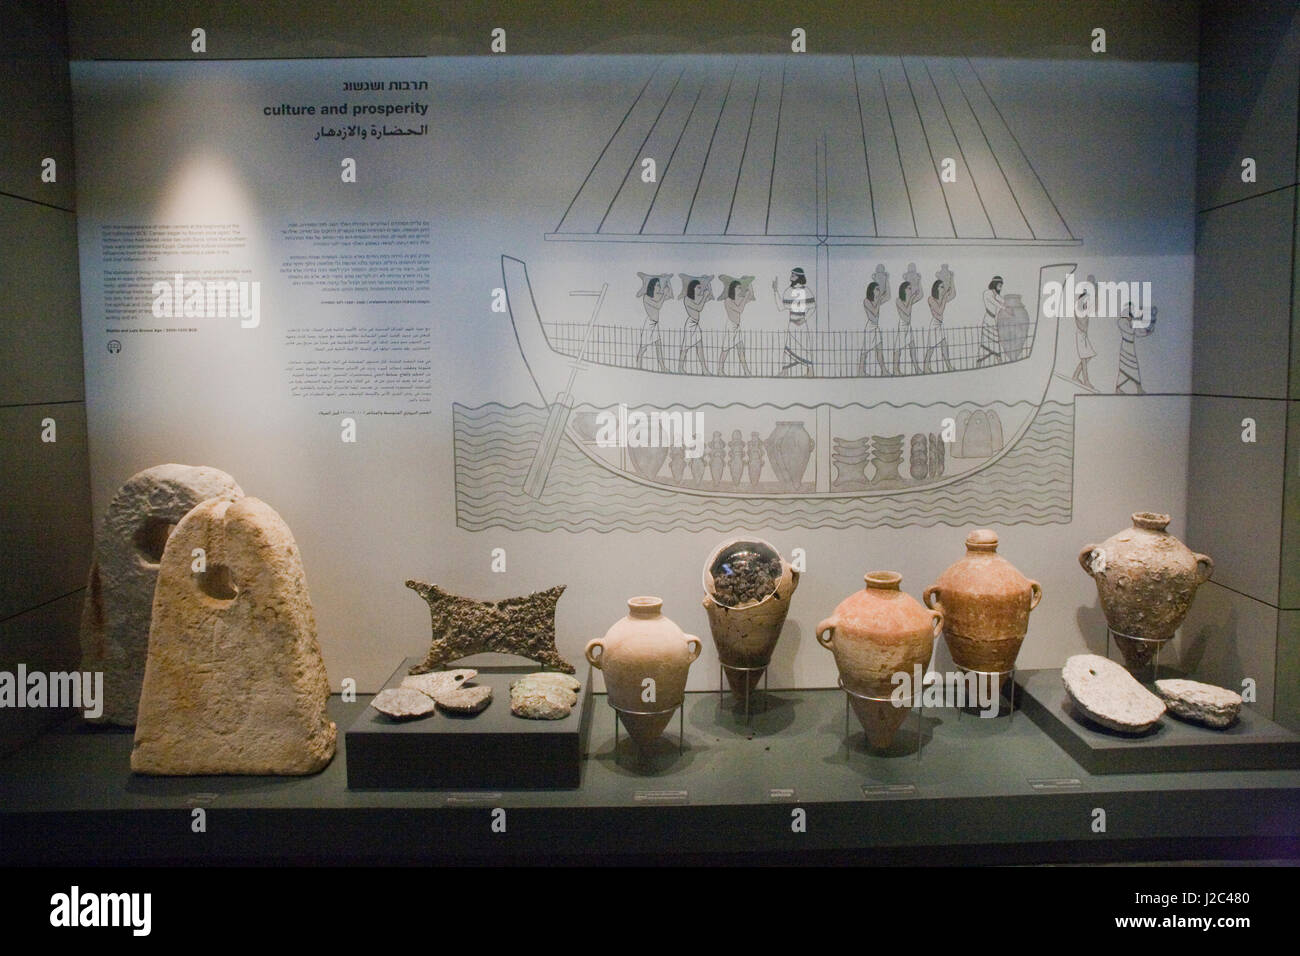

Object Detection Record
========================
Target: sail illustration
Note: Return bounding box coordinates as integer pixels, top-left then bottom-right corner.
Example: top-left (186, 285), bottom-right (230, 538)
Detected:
top-left (550, 56), bottom-right (1076, 246)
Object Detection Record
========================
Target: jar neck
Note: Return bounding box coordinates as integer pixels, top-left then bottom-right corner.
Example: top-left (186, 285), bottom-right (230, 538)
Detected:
top-left (627, 596), bottom-right (663, 618)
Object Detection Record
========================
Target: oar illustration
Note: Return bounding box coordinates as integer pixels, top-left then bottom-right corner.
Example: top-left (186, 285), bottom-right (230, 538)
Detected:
top-left (523, 283), bottom-right (609, 499)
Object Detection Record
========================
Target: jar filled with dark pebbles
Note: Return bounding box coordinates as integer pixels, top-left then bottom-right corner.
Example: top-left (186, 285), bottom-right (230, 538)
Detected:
top-left (711, 549), bottom-right (782, 607)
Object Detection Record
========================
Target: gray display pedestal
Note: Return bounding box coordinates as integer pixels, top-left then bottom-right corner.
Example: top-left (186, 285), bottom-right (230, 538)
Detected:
top-left (346, 658), bottom-right (593, 789)
top-left (1017, 667), bottom-right (1300, 775)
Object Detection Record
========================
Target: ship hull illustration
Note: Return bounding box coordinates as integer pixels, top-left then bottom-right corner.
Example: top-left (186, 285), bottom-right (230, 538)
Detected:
top-left (504, 255), bottom-right (1074, 499)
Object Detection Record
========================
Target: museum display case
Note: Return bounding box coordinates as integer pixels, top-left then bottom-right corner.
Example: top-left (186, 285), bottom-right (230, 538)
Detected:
top-left (2, 0), bottom-right (1299, 867)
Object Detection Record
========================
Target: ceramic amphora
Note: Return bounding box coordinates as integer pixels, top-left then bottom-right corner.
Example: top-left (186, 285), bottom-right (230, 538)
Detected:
top-left (586, 597), bottom-right (702, 748)
top-left (924, 529), bottom-right (1042, 675)
top-left (816, 571), bottom-right (941, 748)
top-left (701, 538), bottom-right (799, 697)
top-left (1079, 512), bottom-right (1213, 672)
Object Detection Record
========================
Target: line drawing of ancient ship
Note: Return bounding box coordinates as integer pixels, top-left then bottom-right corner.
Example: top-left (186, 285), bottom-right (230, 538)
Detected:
top-left (487, 53), bottom-right (1081, 502)
top-left (506, 255), bottom-right (1075, 499)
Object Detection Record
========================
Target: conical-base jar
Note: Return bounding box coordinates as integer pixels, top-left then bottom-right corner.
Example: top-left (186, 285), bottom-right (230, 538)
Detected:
top-left (816, 571), bottom-right (941, 748)
top-left (585, 597), bottom-right (702, 748)
top-left (1079, 512), bottom-right (1213, 672)
top-left (924, 529), bottom-right (1042, 676)
top-left (701, 537), bottom-right (799, 697)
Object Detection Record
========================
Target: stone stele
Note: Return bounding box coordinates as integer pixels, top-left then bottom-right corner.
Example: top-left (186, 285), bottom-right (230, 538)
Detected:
top-left (80, 463), bottom-right (244, 726)
top-left (406, 581), bottom-right (574, 674)
top-left (131, 497), bottom-right (337, 775)
top-left (1062, 653), bottom-right (1166, 734)
top-left (1155, 678), bottom-right (1242, 729)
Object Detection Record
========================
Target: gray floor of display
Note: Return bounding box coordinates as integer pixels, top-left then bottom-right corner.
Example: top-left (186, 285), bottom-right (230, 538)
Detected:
top-left (2, 687), bottom-right (1299, 864)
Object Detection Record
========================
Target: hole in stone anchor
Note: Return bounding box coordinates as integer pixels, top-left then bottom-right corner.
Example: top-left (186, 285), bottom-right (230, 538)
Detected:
top-left (134, 517), bottom-right (177, 564)
top-left (197, 564), bottom-right (238, 601)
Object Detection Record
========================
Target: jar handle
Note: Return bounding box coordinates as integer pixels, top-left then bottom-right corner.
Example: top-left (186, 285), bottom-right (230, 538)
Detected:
top-left (1028, 580), bottom-right (1043, 610)
top-left (815, 617), bottom-right (837, 649)
top-left (1194, 553), bottom-right (1214, 584)
top-left (685, 635), bottom-right (702, 663)
top-left (583, 639), bottom-right (605, 670)
top-left (922, 585), bottom-right (943, 614)
top-left (930, 609), bottom-right (944, 640)
top-left (1078, 544), bottom-right (1100, 575)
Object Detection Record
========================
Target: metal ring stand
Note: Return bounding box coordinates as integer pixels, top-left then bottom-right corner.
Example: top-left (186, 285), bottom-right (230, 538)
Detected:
top-left (839, 678), bottom-right (925, 761)
top-left (953, 665), bottom-right (1017, 724)
top-left (610, 701), bottom-right (685, 762)
top-left (717, 662), bottom-right (769, 721)
top-left (1105, 627), bottom-right (1169, 679)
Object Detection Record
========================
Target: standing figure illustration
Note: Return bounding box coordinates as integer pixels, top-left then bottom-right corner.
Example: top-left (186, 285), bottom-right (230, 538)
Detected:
top-left (678, 274), bottom-right (714, 373)
top-left (859, 263), bottom-right (889, 376)
top-left (893, 262), bottom-right (923, 375)
top-left (1071, 273), bottom-right (1097, 389)
top-left (977, 275), bottom-right (1006, 367)
top-left (923, 263), bottom-right (956, 372)
top-left (1115, 304), bottom-right (1156, 394)
top-left (773, 267), bottom-right (815, 376)
top-left (635, 272), bottom-right (672, 371)
top-left (716, 274), bottom-right (756, 375)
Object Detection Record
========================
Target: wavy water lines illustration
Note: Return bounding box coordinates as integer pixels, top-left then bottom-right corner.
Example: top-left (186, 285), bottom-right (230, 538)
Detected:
top-left (453, 401), bottom-right (1073, 532)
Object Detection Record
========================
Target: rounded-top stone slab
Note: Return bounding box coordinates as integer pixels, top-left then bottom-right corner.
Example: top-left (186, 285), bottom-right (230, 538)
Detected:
top-left (1155, 678), bottom-right (1242, 729)
top-left (80, 463), bottom-right (243, 725)
top-left (130, 496), bottom-right (337, 775)
top-left (1062, 653), bottom-right (1165, 734)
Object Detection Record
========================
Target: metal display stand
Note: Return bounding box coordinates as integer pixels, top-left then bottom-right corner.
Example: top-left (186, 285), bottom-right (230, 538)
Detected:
top-left (718, 662), bottom-right (769, 720)
top-left (953, 665), bottom-right (1017, 723)
top-left (1105, 627), bottom-right (1169, 679)
top-left (839, 678), bottom-right (926, 761)
top-left (610, 701), bottom-right (685, 762)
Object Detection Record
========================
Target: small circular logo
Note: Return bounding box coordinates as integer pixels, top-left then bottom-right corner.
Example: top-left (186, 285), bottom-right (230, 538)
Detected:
top-left (107, 340), bottom-right (122, 354)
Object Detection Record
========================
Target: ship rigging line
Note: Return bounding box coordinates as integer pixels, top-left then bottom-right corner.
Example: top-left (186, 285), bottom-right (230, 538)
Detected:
top-left (948, 59), bottom-right (1034, 238)
top-left (555, 62), bottom-right (661, 234)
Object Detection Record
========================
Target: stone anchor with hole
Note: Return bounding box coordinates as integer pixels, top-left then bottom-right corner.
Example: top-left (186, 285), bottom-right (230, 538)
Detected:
top-left (131, 496), bottom-right (337, 775)
top-left (80, 464), bottom-right (243, 725)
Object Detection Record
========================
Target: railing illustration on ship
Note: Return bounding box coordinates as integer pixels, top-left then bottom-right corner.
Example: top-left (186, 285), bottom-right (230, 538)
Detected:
top-left (538, 321), bottom-right (1036, 377)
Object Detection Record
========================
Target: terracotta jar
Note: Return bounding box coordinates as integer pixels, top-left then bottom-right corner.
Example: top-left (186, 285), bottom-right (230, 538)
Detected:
top-left (1079, 512), bottom-right (1213, 672)
top-left (924, 529), bottom-right (1042, 674)
top-left (816, 571), bottom-right (941, 748)
top-left (701, 537), bottom-right (799, 697)
top-left (585, 597), bottom-right (702, 748)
